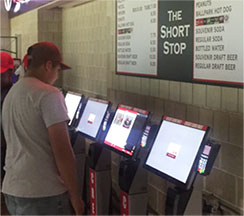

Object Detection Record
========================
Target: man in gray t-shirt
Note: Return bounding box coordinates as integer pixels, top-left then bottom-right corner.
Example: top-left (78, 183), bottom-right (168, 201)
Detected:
top-left (2, 42), bottom-right (84, 215)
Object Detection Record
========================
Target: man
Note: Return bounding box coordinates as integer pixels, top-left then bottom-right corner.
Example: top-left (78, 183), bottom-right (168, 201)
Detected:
top-left (1, 52), bottom-right (14, 181)
top-left (1, 52), bottom-right (14, 215)
top-left (14, 54), bottom-right (28, 80)
top-left (2, 42), bottom-right (84, 215)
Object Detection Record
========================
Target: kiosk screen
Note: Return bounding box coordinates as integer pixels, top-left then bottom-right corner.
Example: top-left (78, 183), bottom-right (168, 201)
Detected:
top-left (65, 92), bottom-right (82, 126)
top-left (145, 116), bottom-right (209, 188)
top-left (104, 104), bottom-right (149, 157)
top-left (77, 98), bottom-right (110, 140)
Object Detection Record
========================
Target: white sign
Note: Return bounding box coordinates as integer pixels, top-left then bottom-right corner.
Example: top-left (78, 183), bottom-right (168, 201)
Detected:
top-left (117, 0), bottom-right (158, 76)
top-left (4, 0), bottom-right (30, 12)
top-left (193, 0), bottom-right (243, 84)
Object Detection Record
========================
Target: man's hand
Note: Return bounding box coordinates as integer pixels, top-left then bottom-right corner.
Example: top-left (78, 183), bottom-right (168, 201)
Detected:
top-left (70, 194), bottom-right (85, 215)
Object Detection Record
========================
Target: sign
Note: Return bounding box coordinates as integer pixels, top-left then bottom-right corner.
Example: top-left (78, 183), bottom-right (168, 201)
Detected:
top-left (116, 0), bottom-right (243, 87)
top-left (4, 0), bottom-right (30, 12)
top-left (117, 0), bottom-right (158, 76)
top-left (120, 190), bottom-right (129, 216)
top-left (157, 0), bottom-right (193, 81)
top-left (193, 0), bottom-right (243, 84)
top-left (6, 0), bottom-right (53, 18)
top-left (89, 169), bottom-right (97, 216)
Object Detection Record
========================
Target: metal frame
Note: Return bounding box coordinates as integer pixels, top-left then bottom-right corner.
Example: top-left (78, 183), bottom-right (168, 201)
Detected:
top-left (0, 36), bottom-right (18, 57)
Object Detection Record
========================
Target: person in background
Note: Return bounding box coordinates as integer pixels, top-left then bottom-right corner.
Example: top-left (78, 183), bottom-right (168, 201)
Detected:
top-left (1, 52), bottom-right (14, 215)
top-left (2, 42), bottom-right (84, 215)
top-left (1, 52), bottom-right (14, 181)
top-left (14, 54), bottom-right (28, 80)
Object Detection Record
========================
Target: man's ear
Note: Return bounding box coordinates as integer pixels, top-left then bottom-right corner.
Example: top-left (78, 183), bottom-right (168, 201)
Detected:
top-left (45, 60), bottom-right (53, 71)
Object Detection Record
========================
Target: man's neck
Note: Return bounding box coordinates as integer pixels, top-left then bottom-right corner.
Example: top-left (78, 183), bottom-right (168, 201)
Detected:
top-left (25, 68), bottom-right (47, 84)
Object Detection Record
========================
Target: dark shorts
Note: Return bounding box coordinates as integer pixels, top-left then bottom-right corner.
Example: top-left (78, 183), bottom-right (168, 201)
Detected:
top-left (4, 192), bottom-right (74, 215)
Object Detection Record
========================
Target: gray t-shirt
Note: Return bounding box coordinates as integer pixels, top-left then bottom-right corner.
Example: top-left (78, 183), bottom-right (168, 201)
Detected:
top-left (2, 77), bottom-right (70, 197)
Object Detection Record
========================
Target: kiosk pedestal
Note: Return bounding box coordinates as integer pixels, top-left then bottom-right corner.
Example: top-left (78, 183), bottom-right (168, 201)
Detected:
top-left (165, 176), bottom-right (203, 215)
top-left (88, 143), bottom-right (111, 215)
top-left (119, 158), bottom-right (148, 215)
top-left (184, 176), bottom-right (203, 215)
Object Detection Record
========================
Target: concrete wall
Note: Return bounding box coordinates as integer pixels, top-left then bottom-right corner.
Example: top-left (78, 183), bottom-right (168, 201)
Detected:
top-left (1, 1), bottom-right (13, 57)
top-left (61, 0), bottom-right (243, 214)
top-left (10, 7), bottom-right (63, 85)
top-left (10, 9), bottom-right (38, 59)
top-left (38, 8), bottom-right (63, 86)
top-left (1, 1), bottom-right (10, 37)
top-left (62, 0), bottom-right (111, 97)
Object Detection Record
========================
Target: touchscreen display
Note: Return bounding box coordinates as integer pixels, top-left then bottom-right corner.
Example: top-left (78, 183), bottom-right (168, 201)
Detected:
top-left (145, 116), bottom-right (208, 184)
top-left (64, 92), bottom-right (82, 125)
top-left (76, 98), bottom-right (109, 139)
top-left (104, 105), bottom-right (149, 156)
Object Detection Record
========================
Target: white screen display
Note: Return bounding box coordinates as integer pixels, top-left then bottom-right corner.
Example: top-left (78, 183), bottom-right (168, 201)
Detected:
top-left (77, 99), bottom-right (109, 138)
top-left (104, 107), bottom-right (138, 156)
top-left (145, 120), bottom-right (206, 183)
top-left (65, 92), bottom-right (82, 125)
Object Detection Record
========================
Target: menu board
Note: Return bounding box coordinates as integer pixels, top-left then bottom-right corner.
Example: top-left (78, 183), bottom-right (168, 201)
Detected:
top-left (193, 0), bottom-right (243, 84)
top-left (116, 0), bottom-right (243, 87)
top-left (117, 0), bottom-right (158, 76)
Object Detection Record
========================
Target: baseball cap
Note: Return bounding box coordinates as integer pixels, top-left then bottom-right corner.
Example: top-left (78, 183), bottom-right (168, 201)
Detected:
top-left (27, 41), bottom-right (71, 70)
top-left (0, 52), bottom-right (14, 74)
top-left (23, 54), bottom-right (28, 67)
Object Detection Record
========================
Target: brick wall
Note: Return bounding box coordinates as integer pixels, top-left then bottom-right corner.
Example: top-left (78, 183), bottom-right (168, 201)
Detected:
top-left (38, 8), bottom-right (63, 86)
top-left (10, 7), bottom-right (63, 86)
top-left (61, 0), bottom-right (243, 214)
top-left (10, 10), bottom-right (38, 58)
top-left (1, 0), bottom-right (11, 53)
top-left (1, 1), bottom-right (10, 36)
top-left (62, 0), bottom-right (113, 97)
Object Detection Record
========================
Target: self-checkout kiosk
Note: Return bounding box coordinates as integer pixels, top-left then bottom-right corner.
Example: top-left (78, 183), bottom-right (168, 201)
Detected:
top-left (144, 116), bottom-right (220, 215)
top-left (76, 97), bottom-right (112, 215)
top-left (103, 104), bottom-right (151, 215)
top-left (64, 91), bottom-right (86, 196)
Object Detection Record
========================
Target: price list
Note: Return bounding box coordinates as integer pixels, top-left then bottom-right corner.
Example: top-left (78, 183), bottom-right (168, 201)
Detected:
top-left (117, 0), bottom-right (158, 76)
top-left (193, 0), bottom-right (243, 84)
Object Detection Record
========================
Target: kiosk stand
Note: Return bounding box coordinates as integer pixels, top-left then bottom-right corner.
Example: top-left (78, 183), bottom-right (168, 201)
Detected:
top-left (144, 116), bottom-right (220, 215)
top-left (72, 97), bottom-right (112, 215)
top-left (119, 124), bottom-right (155, 216)
top-left (165, 175), bottom-right (203, 215)
top-left (165, 140), bottom-right (220, 215)
top-left (65, 91), bottom-right (87, 197)
top-left (119, 157), bottom-right (148, 215)
top-left (101, 104), bottom-right (151, 215)
top-left (88, 143), bottom-right (111, 215)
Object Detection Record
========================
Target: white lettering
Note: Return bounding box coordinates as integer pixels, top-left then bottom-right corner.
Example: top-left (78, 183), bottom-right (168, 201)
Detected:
top-left (160, 25), bottom-right (190, 39)
top-left (163, 41), bottom-right (186, 55)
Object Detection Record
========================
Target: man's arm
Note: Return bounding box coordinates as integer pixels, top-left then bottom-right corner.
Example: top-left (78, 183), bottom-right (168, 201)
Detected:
top-left (48, 121), bottom-right (84, 215)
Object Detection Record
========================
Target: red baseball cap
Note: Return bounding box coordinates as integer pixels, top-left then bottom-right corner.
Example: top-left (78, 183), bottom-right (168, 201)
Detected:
top-left (0, 52), bottom-right (14, 74)
top-left (23, 54), bottom-right (28, 67)
top-left (27, 41), bottom-right (71, 70)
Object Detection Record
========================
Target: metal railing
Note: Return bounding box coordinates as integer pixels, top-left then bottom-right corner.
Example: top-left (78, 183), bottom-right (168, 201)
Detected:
top-left (0, 36), bottom-right (18, 57)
